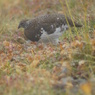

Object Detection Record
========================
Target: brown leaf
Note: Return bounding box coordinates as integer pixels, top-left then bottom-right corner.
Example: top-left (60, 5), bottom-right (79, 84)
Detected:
top-left (71, 40), bottom-right (83, 49)
top-left (91, 39), bottom-right (95, 46)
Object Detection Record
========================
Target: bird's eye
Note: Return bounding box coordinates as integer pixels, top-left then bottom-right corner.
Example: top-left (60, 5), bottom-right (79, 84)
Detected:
top-left (21, 23), bottom-right (24, 26)
top-left (21, 22), bottom-right (23, 25)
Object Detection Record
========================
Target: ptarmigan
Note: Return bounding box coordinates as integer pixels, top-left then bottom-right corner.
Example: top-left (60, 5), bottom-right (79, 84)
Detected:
top-left (18, 13), bottom-right (82, 44)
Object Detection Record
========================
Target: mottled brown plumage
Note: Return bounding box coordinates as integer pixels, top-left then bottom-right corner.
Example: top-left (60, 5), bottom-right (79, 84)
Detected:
top-left (18, 13), bottom-right (82, 44)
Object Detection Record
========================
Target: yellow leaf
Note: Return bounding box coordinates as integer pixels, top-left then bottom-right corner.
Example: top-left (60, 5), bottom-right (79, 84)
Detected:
top-left (30, 59), bottom-right (40, 68)
top-left (3, 40), bottom-right (10, 47)
top-left (80, 82), bottom-right (92, 95)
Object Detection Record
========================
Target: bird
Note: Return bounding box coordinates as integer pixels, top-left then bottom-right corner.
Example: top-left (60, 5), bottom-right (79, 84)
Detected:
top-left (18, 13), bottom-right (82, 44)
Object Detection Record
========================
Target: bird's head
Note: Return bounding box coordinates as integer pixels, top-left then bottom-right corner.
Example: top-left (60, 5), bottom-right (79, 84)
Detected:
top-left (18, 19), bottom-right (30, 29)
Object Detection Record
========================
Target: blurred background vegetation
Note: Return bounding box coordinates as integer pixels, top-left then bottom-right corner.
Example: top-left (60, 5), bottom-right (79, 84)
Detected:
top-left (0, 0), bottom-right (95, 41)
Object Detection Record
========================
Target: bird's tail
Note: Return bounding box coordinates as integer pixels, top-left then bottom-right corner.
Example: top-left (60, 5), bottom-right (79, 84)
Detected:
top-left (66, 17), bottom-right (82, 27)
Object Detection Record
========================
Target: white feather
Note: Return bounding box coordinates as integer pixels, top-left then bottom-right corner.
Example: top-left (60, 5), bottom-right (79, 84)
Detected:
top-left (39, 24), bottom-right (68, 44)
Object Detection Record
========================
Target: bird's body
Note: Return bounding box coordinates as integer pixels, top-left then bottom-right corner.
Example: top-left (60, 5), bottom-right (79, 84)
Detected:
top-left (18, 13), bottom-right (82, 44)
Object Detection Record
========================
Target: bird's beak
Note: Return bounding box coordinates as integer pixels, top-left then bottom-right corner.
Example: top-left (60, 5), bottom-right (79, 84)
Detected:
top-left (18, 25), bottom-right (21, 29)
